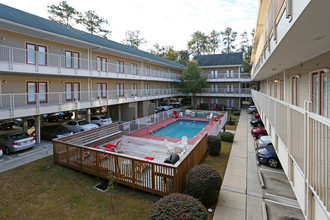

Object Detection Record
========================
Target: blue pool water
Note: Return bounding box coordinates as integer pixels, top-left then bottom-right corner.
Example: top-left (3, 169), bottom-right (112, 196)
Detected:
top-left (151, 120), bottom-right (208, 139)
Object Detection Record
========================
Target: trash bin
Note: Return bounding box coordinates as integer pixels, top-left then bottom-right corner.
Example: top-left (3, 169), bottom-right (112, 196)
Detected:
top-left (164, 153), bottom-right (180, 165)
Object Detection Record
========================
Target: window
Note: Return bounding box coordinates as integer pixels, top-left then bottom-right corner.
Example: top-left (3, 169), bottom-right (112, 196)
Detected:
top-left (97, 83), bottom-right (107, 98)
top-left (117, 83), bottom-right (124, 97)
top-left (312, 71), bottom-right (327, 116)
top-left (26, 43), bottom-right (47, 65)
top-left (211, 84), bottom-right (215, 92)
top-left (214, 70), bottom-right (218, 78)
top-left (227, 84), bottom-right (234, 93)
top-left (226, 99), bottom-right (234, 107)
top-left (146, 66), bottom-right (151, 76)
top-left (211, 71), bottom-right (214, 78)
top-left (65, 82), bottom-right (80, 101)
top-left (26, 81), bottom-right (48, 104)
top-left (97, 57), bottom-right (107, 71)
top-left (215, 84), bottom-right (218, 92)
top-left (131, 84), bottom-right (137, 96)
top-left (226, 70), bottom-right (234, 78)
top-left (155, 84), bottom-right (159, 94)
top-left (155, 68), bottom-right (159, 77)
top-left (280, 80), bottom-right (284, 101)
top-left (65, 51), bottom-right (79, 68)
top-left (116, 60), bottom-right (124, 73)
top-left (131, 63), bottom-right (137, 74)
top-left (145, 84), bottom-right (150, 95)
top-left (215, 99), bottom-right (218, 104)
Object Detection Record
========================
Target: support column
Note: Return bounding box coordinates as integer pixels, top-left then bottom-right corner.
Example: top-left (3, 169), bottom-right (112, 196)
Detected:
top-left (35, 115), bottom-right (41, 144)
top-left (73, 110), bottom-right (79, 120)
top-left (87, 108), bottom-right (91, 122)
top-left (118, 105), bottom-right (122, 121)
top-left (22, 117), bottom-right (29, 132)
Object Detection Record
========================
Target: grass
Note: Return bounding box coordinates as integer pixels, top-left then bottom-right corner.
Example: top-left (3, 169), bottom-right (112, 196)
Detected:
top-left (0, 156), bottom-right (159, 220)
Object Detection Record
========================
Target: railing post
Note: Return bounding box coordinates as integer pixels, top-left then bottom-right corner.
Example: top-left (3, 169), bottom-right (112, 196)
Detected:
top-left (9, 47), bottom-right (13, 70)
top-left (58, 55), bottom-right (61, 73)
top-left (304, 100), bottom-right (312, 219)
top-left (10, 94), bottom-right (14, 117)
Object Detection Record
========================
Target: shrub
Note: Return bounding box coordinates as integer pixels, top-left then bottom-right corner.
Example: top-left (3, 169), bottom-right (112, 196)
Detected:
top-left (186, 164), bottom-right (222, 206)
top-left (150, 193), bottom-right (208, 220)
top-left (207, 135), bottom-right (221, 156)
top-left (232, 110), bottom-right (241, 116)
top-left (226, 116), bottom-right (236, 125)
top-left (220, 132), bottom-right (234, 142)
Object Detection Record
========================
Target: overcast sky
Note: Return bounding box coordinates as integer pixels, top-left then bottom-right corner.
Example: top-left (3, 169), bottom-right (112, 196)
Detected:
top-left (1, 0), bottom-right (258, 52)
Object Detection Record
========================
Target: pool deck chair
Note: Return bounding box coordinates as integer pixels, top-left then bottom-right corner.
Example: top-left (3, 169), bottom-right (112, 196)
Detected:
top-left (103, 140), bottom-right (122, 151)
top-left (114, 140), bottom-right (124, 153)
top-left (179, 136), bottom-right (188, 153)
top-left (164, 139), bottom-right (175, 153)
top-left (173, 111), bottom-right (179, 118)
top-left (207, 112), bottom-right (214, 120)
top-left (179, 112), bottom-right (183, 117)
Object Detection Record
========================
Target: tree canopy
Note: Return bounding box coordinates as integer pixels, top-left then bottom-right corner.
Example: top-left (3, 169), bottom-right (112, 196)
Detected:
top-left (47, 1), bottom-right (79, 27)
top-left (122, 30), bottom-right (147, 49)
top-left (77, 10), bottom-right (111, 38)
top-left (187, 31), bottom-right (208, 56)
top-left (221, 27), bottom-right (237, 54)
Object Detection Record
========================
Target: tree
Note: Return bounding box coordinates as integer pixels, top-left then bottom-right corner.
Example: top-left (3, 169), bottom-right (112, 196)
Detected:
top-left (176, 50), bottom-right (190, 65)
top-left (207, 30), bottom-right (221, 54)
top-left (122, 30), bottom-right (147, 49)
top-left (47, 1), bottom-right (79, 27)
top-left (187, 31), bottom-right (209, 56)
top-left (179, 62), bottom-right (207, 109)
top-left (221, 27), bottom-right (237, 53)
top-left (77, 10), bottom-right (111, 38)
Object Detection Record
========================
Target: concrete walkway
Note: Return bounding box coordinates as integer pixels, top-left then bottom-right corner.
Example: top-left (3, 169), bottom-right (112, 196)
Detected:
top-left (0, 141), bottom-right (53, 173)
top-left (213, 111), bottom-right (264, 220)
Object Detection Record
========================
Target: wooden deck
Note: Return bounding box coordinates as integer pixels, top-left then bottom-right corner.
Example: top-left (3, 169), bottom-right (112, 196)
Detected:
top-left (53, 119), bottom-right (212, 195)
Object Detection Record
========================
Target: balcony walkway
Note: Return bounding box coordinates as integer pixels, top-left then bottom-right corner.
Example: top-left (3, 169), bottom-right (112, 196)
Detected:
top-left (213, 110), bottom-right (264, 219)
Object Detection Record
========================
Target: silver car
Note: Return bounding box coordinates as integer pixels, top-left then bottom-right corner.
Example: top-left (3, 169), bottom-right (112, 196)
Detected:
top-left (257, 135), bottom-right (272, 148)
top-left (0, 132), bottom-right (35, 155)
top-left (91, 115), bottom-right (112, 127)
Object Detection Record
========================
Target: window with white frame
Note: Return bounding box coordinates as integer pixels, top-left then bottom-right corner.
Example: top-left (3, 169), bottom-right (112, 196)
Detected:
top-left (155, 84), bottom-right (159, 94)
top-left (145, 84), bottom-right (150, 95)
top-left (116, 60), bottom-right (124, 73)
top-left (211, 71), bottom-right (214, 78)
top-left (131, 63), bottom-right (137, 75)
top-left (117, 83), bottom-right (124, 97)
top-left (146, 66), bottom-right (151, 76)
top-left (97, 83), bottom-right (107, 98)
top-left (26, 43), bottom-right (47, 65)
top-left (65, 82), bottom-right (80, 101)
top-left (214, 70), bottom-right (218, 78)
top-left (27, 81), bottom-right (48, 104)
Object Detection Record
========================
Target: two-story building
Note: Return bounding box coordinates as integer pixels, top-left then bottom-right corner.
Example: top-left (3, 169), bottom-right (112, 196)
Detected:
top-left (0, 4), bottom-right (184, 143)
top-left (251, 0), bottom-right (330, 219)
top-left (193, 53), bottom-right (251, 110)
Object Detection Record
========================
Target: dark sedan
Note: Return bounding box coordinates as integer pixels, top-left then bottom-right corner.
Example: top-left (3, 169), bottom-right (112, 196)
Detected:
top-left (256, 144), bottom-right (280, 168)
top-left (41, 125), bottom-right (73, 140)
top-left (0, 119), bottom-right (14, 129)
top-left (250, 118), bottom-right (264, 127)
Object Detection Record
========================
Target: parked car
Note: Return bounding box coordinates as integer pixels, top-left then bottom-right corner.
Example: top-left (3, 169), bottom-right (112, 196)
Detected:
top-left (247, 106), bottom-right (257, 114)
top-left (157, 104), bottom-right (171, 111)
top-left (43, 113), bottom-right (61, 122)
top-left (254, 112), bottom-right (260, 119)
top-left (91, 115), bottom-right (112, 127)
top-left (65, 120), bottom-right (98, 133)
top-left (250, 118), bottom-right (264, 127)
top-left (251, 126), bottom-right (268, 139)
top-left (58, 111), bottom-right (73, 120)
top-left (0, 132), bottom-right (35, 155)
top-left (257, 136), bottom-right (273, 148)
top-left (0, 146), bottom-right (3, 157)
top-left (41, 125), bottom-right (73, 140)
top-left (256, 144), bottom-right (280, 168)
top-left (0, 119), bottom-right (14, 130)
top-left (14, 117), bottom-right (35, 127)
top-left (169, 101), bottom-right (182, 108)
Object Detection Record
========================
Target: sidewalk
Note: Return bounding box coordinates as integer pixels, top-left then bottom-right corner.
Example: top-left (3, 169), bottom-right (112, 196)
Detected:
top-left (0, 141), bottom-right (53, 173)
top-left (213, 110), bottom-right (264, 219)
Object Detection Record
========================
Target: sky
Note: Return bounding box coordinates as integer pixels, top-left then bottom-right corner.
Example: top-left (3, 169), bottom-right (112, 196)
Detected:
top-left (0, 0), bottom-right (258, 52)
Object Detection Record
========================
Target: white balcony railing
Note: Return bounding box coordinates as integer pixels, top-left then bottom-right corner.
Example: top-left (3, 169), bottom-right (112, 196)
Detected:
top-left (252, 90), bottom-right (330, 216)
top-left (0, 88), bottom-right (180, 119)
top-left (199, 88), bottom-right (251, 95)
top-left (204, 72), bottom-right (251, 80)
top-left (0, 45), bottom-right (181, 80)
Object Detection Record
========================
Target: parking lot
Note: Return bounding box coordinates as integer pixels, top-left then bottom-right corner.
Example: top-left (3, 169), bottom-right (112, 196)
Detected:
top-left (248, 111), bottom-right (305, 220)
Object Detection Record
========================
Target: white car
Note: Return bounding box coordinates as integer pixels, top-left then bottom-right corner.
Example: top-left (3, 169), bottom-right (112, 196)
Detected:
top-left (91, 115), bottom-right (112, 127)
top-left (257, 136), bottom-right (272, 148)
top-left (170, 101), bottom-right (182, 108)
top-left (0, 146), bottom-right (3, 157)
top-left (65, 120), bottom-right (98, 133)
top-left (157, 104), bottom-right (171, 111)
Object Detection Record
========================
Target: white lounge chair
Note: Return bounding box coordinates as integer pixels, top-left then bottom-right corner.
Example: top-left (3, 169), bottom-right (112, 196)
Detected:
top-left (164, 139), bottom-right (175, 153)
top-left (115, 140), bottom-right (125, 153)
top-left (179, 136), bottom-right (188, 153)
top-left (207, 112), bottom-right (214, 120)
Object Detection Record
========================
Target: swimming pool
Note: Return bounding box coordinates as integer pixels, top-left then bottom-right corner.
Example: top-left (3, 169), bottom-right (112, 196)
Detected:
top-left (151, 120), bottom-right (208, 139)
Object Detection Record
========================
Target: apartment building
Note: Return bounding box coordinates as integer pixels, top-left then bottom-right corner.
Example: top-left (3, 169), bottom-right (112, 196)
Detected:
top-left (193, 53), bottom-right (251, 109)
top-left (0, 4), bottom-right (184, 143)
top-left (251, 0), bottom-right (330, 219)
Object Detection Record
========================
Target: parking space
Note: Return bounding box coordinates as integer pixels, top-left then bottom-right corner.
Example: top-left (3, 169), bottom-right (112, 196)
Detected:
top-left (247, 109), bottom-right (304, 220)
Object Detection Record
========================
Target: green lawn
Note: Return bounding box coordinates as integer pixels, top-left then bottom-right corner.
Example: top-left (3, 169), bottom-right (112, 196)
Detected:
top-left (0, 157), bottom-right (159, 219)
